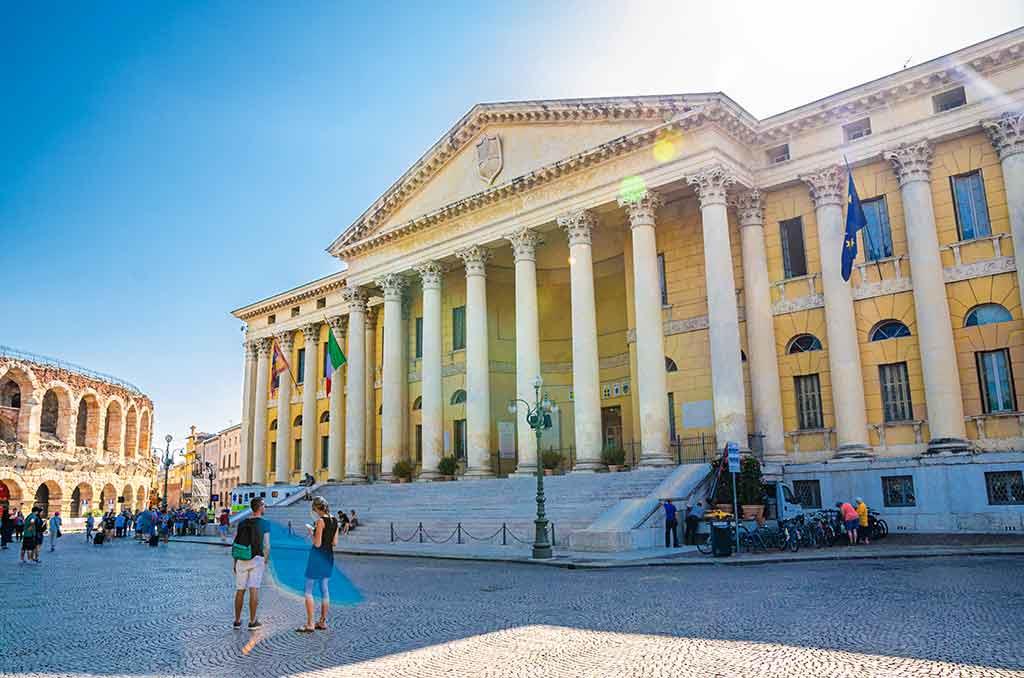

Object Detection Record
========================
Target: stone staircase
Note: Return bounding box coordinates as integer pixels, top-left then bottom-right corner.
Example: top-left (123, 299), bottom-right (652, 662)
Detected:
top-left (264, 468), bottom-right (675, 547)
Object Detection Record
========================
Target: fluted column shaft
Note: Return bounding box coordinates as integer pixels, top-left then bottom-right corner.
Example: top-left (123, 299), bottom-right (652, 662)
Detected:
top-left (377, 274), bottom-right (407, 479)
top-left (984, 113), bottom-right (1024, 315)
top-left (300, 323), bottom-right (321, 476)
top-left (343, 287), bottom-right (368, 482)
top-left (800, 166), bottom-right (870, 455)
top-left (557, 210), bottom-right (603, 471)
top-left (736, 190), bottom-right (786, 458)
top-left (274, 332), bottom-right (294, 482)
top-left (457, 246), bottom-right (494, 478)
top-left (251, 339), bottom-right (270, 484)
top-left (327, 317), bottom-right (346, 481)
top-left (239, 341), bottom-right (258, 484)
top-left (365, 309), bottom-right (377, 475)
top-left (418, 262), bottom-right (444, 480)
top-left (687, 167), bottom-right (748, 450)
top-left (884, 142), bottom-right (968, 451)
top-left (619, 191), bottom-right (672, 466)
top-left (507, 228), bottom-right (542, 475)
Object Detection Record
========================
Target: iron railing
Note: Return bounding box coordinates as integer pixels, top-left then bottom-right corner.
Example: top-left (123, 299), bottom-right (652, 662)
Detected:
top-left (0, 345), bottom-right (144, 394)
top-left (389, 521), bottom-right (556, 547)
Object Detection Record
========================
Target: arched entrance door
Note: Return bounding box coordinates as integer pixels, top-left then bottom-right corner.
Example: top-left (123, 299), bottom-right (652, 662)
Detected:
top-left (34, 483), bottom-right (50, 517)
top-left (99, 483), bottom-right (117, 513)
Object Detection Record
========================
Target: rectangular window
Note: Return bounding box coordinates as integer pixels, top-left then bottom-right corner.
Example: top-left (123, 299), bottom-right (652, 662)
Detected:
top-left (452, 306), bottom-right (466, 351)
top-left (453, 419), bottom-right (467, 461)
top-left (415, 425), bottom-right (423, 463)
top-left (267, 314), bottom-right (276, 325)
top-left (861, 196), bottom-right (894, 261)
top-left (780, 217), bottom-right (808, 278)
top-left (985, 471), bottom-right (1024, 505)
top-left (879, 362), bottom-right (913, 422)
top-left (792, 479), bottom-right (822, 509)
top-left (293, 439), bottom-right (301, 472)
top-left (322, 343), bottom-right (330, 379)
top-left (291, 306), bottom-right (300, 318)
top-left (795, 374), bottom-right (823, 430)
top-left (767, 143), bottom-right (790, 164)
top-left (320, 436), bottom-right (329, 469)
top-left (296, 348), bottom-right (306, 384)
top-left (415, 317), bottom-right (423, 358)
top-left (270, 442), bottom-right (277, 468)
top-left (667, 392), bottom-right (677, 443)
top-left (843, 118), bottom-right (872, 142)
top-left (977, 349), bottom-right (1016, 414)
top-left (657, 253), bottom-right (668, 306)
top-left (932, 86), bottom-right (966, 113)
top-left (882, 475), bottom-right (916, 507)
top-left (316, 297), bottom-right (326, 309)
top-left (951, 170), bottom-right (991, 241)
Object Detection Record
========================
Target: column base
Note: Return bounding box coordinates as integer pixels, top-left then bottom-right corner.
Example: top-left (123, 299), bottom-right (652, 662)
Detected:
top-left (461, 468), bottom-right (495, 479)
top-left (571, 461), bottom-right (602, 473)
top-left (924, 437), bottom-right (972, 455)
top-left (379, 472), bottom-right (393, 482)
top-left (417, 470), bottom-right (440, 481)
top-left (638, 450), bottom-right (675, 468)
top-left (273, 481), bottom-right (288, 485)
top-left (342, 474), bottom-right (367, 484)
top-left (510, 464), bottom-right (537, 478)
top-left (833, 443), bottom-right (873, 459)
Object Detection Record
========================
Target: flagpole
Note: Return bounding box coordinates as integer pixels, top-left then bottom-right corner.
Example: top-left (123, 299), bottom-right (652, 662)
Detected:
top-left (844, 155), bottom-right (885, 284)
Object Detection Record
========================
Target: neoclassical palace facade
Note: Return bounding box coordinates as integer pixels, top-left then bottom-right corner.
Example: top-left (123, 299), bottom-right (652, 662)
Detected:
top-left (0, 349), bottom-right (156, 519)
top-left (233, 30), bottom-right (1024, 489)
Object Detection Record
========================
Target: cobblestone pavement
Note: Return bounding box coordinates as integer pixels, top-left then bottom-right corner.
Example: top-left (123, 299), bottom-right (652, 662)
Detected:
top-left (2, 536), bottom-right (1022, 677)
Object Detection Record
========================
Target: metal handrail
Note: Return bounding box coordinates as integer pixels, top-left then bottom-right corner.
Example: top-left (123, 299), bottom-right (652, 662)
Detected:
top-left (0, 345), bottom-right (144, 394)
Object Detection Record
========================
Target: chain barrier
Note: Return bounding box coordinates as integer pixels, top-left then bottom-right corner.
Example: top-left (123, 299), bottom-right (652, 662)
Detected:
top-left (389, 521), bottom-right (556, 547)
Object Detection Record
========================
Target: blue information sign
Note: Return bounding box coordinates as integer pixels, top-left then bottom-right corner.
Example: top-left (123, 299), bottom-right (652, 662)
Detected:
top-left (726, 441), bottom-right (740, 473)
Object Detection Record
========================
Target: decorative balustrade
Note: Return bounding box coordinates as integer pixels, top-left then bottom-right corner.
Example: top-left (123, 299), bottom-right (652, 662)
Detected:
top-left (965, 412), bottom-right (1024, 441)
top-left (942, 232), bottom-right (1012, 267)
top-left (868, 420), bottom-right (925, 450)
top-left (784, 428), bottom-right (834, 454)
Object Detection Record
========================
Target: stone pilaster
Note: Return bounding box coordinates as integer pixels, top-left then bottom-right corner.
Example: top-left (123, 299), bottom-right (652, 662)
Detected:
top-left (557, 209), bottom-right (603, 471)
top-left (618, 189), bottom-right (672, 466)
top-left (735, 189), bottom-right (786, 459)
top-left (506, 227), bottom-right (543, 476)
top-left (251, 338), bottom-right (271, 484)
top-left (273, 331), bottom-right (294, 482)
top-left (456, 245), bottom-right (494, 478)
top-left (416, 262), bottom-right (445, 480)
top-left (376, 273), bottom-right (408, 480)
top-left (343, 286), bottom-right (368, 482)
top-left (799, 165), bottom-right (870, 456)
top-left (365, 307), bottom-right (378, 476)
top-left (239, 340), bottom-right (258, 484)
top-left (300, 322), bottom-right (321, 476)
top-left (983, 112), bottom-right (1024, 318)
top-left (326, 315), bottom-right (347, 481)
top-left (686, 166), bottom-right (748, 451)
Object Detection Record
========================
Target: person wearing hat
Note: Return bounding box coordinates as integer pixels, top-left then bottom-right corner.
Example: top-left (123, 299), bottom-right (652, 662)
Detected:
top-left (855, 497), bottom-right (870, 545)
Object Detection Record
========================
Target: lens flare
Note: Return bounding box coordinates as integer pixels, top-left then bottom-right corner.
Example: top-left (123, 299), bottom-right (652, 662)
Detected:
top-left (261, 519), bottom-right (363, 604)
top-left (618, 176), bottom-right (648, 204)
top-left (652, 130), bottom-right (682, 163)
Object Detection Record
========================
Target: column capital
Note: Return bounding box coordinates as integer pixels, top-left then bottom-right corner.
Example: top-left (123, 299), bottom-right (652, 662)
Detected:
top-left (415, 261), bottom-right (445, 290)
top-left (301, 322), bottom-right (321, 343)
top-left (505, 227), bottom-right (543, 262)
top-left (455, 245), bottom-right (491, 277)
top-left (883, 140), bottom-right (934, 187)
top-left (685, 165), bottom-right (736, 209)
top-left (244, 340), bottom-right (259, 360)
top-left (618, 189), bottom-right (663, 229)
top-left (375, 272), bottom-right (408, 302)
top-left (982, 111), bottom-right (1024, 161)
top-left (274, 330), bottom-right (294, 352)
top-left (256, 337), bottom-right (273, 358)
top-left (799, 165), bottom-right (844, 208)
top-left (733, 189), bottom-right (764, 228)
top-left (326, 314), bottom-right (347, 336)
top-left (557, 209), bottom-right (598, 247)
top-left (342, 285), bottom-right (368, 314)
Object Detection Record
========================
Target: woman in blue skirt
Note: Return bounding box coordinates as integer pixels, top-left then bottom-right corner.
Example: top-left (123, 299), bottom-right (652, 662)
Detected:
top-left (296, 496), bottom-right (339, 633)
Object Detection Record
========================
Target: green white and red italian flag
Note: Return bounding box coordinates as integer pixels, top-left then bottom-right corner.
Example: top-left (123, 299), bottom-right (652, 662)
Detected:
top-left (325, 327), bottom-right (346, 396)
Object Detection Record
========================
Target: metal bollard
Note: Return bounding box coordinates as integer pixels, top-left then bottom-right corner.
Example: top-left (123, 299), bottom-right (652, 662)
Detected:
top-left (502, 522), bottom-right (507, 546)
top-left (457, 522), bottom-right (462, 544)
top-left (418, 521), bottom-right (424, 544)
top-left (550, 522), bottom-right (555, 546)
top-left (390, 522), bottom-right (394, 543)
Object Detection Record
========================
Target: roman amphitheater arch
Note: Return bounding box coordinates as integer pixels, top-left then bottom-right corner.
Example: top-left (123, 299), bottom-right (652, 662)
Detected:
top-left (0, 476), bottom-right (26, 511)
top-left (33, 479), bottom-right (62, 518)
top-left (40, 383), bottom-right (73, 443)
top-left (138, 408), bottom-right (152, 456)
top-left (71, 482), bottom-right (93, 518)
top-left (0, 365), bottom-right (36, 445)
top-left (76, 391), bottom-right (101, 448)
top-left (124, 405), bottom-right (138, 458)
top-left (103, 399), bottom-right (123, 454)
top-left (122, 484), bottom-right (134, 511)
top-left (136, 485), bottom-right (147, 510)
top-left (99, 482), bottom-right (117, 513)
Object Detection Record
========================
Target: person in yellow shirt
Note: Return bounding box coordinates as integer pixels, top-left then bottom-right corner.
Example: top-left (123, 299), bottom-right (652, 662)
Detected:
top-left (855, 497), bottom-right (870, 545)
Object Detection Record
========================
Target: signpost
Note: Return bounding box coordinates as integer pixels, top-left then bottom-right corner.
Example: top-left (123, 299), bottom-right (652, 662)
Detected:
top-left (726, 441), bottom-right (740, 555)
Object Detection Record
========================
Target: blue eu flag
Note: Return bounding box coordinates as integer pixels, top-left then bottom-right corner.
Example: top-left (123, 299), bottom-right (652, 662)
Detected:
top-left (842, 170), bottom-right (867, 282)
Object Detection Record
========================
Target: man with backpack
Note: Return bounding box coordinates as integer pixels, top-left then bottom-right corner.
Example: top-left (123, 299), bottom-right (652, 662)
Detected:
top-left (232, 497), bottom-right (270, 630)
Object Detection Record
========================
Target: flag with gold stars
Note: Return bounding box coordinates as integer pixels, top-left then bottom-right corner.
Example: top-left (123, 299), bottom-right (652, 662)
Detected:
top-left (842, 167), bottom-right (867, 282)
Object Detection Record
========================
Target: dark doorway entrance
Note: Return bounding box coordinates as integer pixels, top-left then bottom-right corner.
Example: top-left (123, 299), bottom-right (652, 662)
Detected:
top-left (601, 406), bottom-right (623, 451)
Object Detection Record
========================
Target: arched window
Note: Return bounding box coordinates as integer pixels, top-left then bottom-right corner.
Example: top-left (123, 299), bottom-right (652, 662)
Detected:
top-left (378, 404), bottom-right (383, 415)
top-left (319, 411), bottom-right (329, 423)
top-left (412, 396), bottom-right (422, 410)
top-left (787, 334), bottom-right (822, 354)
top-left (870, 320), bottom-right (911, 341)
top-left (269, 419), bottom-right (278, 431)
top-left (741, 350), bottom-right (747, 363)
top-left (965, 303), bottom-right (1012, 327)
top-left (451, 389), bottom-right (467, 405)
top-left (293, 415), bottom-right (302, 428)
top-left (665, 357), bottom-right (678, 372)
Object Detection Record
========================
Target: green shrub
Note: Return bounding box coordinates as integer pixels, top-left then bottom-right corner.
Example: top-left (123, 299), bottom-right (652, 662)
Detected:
top-left (541, 450), bottom-right (562, 470)
top-left (601, 447), bottom-right (625, 466)
top-left (392, 459), bottom-right (414, 480)
top-left (438, 455), bottom-right (458, 476)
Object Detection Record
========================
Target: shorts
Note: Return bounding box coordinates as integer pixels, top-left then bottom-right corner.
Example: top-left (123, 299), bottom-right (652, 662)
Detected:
top-left (218, 525), bottom-right (228, 537)
top-left (235, 556), bottom-right (266, 590)
top-left (21, 536), bottom-right (35, 551)
top-left (844, 519), bottom-right (859, 531)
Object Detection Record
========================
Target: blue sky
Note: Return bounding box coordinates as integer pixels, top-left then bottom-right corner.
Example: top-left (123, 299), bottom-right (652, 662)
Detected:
top-left (2, 2), bottom-right (1022, 453)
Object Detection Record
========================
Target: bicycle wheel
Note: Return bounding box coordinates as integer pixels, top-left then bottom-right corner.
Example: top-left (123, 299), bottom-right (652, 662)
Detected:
top-left (697, 534), bottom-right (713, 555)
top-left (788, 529), bottom-right (800, 552)
top-left (876, 519), bottom-right (888, 539)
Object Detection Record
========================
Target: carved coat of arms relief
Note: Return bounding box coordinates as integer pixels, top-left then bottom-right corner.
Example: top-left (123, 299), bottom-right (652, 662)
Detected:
top-left (475, 134), bottom-right (503, 184)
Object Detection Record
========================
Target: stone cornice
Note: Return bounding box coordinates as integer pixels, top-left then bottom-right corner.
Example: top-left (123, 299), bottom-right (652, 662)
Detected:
top-left (233, 274), bottom-right (347, 322)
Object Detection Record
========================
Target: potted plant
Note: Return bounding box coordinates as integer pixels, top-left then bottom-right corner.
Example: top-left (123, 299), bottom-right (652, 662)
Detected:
top-left (601, 446), bottom-right (626, 472)
top-left (541, 450), bottom-right (562, 475)
top-left (736, 456), bottom-right (765, 521)
top-left (438, 455), bottom-right (458, 480)
top-left (392, 459), bottom-right (413, 483)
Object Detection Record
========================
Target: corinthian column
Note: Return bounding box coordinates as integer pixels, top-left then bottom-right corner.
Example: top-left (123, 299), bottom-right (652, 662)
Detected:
top-left (251, 338), bottom-right (271, 484)
top-left (506, 227), bottom-right (543, 475)
top-left (618, 190), bottom-right (672, 466)
top-left (799, 166), bottom-right (870, 456)
top-left (239, 340), bottom-right (258, 484)
top-left (456, 245), bottom-right (494, 478)
top-left (686, 166), bottom-right (748, 451)
top-left (376, 273), bottom-right (407, 480)
top-left (326, 316), bottom-right (346, 481)
top-left (273, 331), bottom-right (295, 482)
top-left (417, 262), bottom-right (444, 480)
top-left (735, 190), bottom-right (786, 459)
top-left (343, 287), bottom-right (368, 482)
top-left (884, 141), bottom-right (968, 452)
top-left (557, 209), bottom-right (603, 471)
top-left (300, 322), bottom-right (321, 476)
top-left (365, 307), bottom-right (378, 476)
top-left (983, 112), bottom-right (1024, 313)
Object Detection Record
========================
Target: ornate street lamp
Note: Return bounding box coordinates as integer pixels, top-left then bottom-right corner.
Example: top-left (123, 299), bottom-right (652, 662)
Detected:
top-left (205, 461), bottom-right (216, 513)
top-left (154, 434), bottom-right (179, 511)
top-left (508, 375), bottom-right (558, 559)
